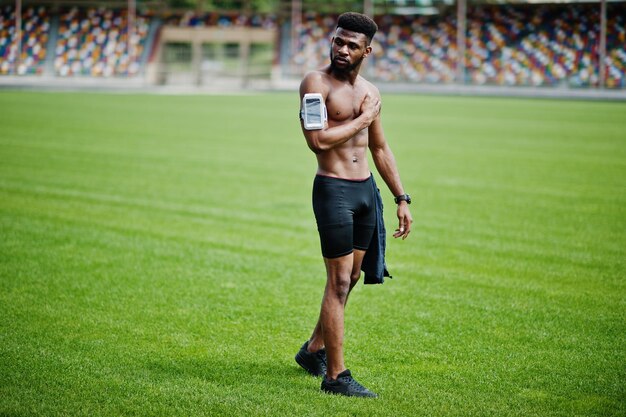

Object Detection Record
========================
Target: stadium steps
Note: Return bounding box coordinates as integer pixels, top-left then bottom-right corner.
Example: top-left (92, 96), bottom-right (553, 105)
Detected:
top-left (140, 17), bottom-right (162, 75)
top-left (44, 13), bottom-right (59, 77)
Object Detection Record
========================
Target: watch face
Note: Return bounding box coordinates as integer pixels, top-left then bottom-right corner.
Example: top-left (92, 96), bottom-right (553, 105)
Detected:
top-left (395, 194), bottom-right (411, 204)
top-left (396, 194), bottom-right (410, 204)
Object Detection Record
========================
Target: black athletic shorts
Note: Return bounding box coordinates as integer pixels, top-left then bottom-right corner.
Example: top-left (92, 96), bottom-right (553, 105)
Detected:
top-left (312, 174), bottom-right (376, 259)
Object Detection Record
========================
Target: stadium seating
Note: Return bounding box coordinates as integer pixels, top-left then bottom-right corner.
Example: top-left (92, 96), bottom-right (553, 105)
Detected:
top-left (461, 4), bottom-right (624, 88)
top-left (292, 13), bottom-right (337, 69)
top-left (163, 11), bottom-right (276, 29)
top-left (54, 7), bottom-right (150, 77)
top-left (292, 3), bottom-right (626, 88)
top-left (371, 14), bottom-right (457, 83)
top-left (606, 8), bottom-right (626, 88)
top-left (0, 5), bottom-right (49, 75)
top-left (0, 3), bottom-right (624, 88)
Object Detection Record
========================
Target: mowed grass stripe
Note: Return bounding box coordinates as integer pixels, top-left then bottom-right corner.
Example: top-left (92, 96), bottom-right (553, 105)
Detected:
top-left (1, 91), bottom-right (625, 416)
top-left (0, 191), bottom-right (313, 266)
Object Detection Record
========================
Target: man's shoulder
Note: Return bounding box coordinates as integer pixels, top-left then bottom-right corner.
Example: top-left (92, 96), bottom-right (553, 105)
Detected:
top-left (300, 69), bottom-right (333, 95)
top-left (301, 69), bottom-right (332, 84)
top-left (358, 76), bottom-right (381, 97)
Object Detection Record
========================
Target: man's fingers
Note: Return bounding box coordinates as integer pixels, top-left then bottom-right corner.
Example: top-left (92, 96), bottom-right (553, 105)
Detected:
top-left (393, 218), bottom-right (412, 239)
top-left (395, 208), bottom-right (412, 239)
top-left (393, 224), bottom-right (410, 239)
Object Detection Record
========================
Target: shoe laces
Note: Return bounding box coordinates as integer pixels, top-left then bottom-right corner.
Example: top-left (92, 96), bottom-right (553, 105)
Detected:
top-left (341, 374), bottom-right (367, 391)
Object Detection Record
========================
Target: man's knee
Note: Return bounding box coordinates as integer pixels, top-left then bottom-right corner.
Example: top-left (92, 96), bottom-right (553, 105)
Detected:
top-left (324, 255), bottom-right (354, 300)
top-left (327, 272), bottom-right (351, 301)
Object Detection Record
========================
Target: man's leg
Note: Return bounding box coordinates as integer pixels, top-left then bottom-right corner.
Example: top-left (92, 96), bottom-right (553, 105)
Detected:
top-left (316, 248), bottom-right (377, 397)
top-left (319, 253), bottom-right (352, 379)
top-left (316, 249), bottom-right (367, 379)
top-left (307, 249), bottom-right (366, 353)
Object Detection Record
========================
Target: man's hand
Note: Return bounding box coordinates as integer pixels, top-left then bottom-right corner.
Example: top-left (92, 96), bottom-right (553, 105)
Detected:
top-left (360, 92), bottom-right (381, 125)
top-left (393, 202), bottom-right (412, 240)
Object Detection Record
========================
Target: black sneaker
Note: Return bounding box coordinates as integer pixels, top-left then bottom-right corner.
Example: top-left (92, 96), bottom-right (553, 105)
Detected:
top-left (295, 341), bottom-right (327, 377)
top-left (321, 369), bottom-right (378, 398)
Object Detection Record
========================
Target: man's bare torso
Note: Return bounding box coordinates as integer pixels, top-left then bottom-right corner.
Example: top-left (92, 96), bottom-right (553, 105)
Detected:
top-left (313, 67), bottom-right (376, 180)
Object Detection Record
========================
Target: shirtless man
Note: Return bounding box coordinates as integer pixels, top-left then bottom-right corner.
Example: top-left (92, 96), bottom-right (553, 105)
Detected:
top-left (294, 12), bottom-right (413, 398)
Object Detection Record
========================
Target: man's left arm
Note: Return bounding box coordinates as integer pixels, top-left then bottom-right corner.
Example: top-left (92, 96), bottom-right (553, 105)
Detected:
top-left (368, 108), bottom-right (413, 240)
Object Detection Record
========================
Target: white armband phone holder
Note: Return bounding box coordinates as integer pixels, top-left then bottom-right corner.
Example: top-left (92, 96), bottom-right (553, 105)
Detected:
top-left (300, 93), bottom-right (327, 130)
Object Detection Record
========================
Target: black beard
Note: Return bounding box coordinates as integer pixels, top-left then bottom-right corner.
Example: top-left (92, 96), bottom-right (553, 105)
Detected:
top-left (330, 51), bottom-right (364, 73)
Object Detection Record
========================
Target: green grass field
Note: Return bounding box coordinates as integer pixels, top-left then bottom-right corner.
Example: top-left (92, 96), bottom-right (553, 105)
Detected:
top-left (1, 91), bottom-right (625, 416)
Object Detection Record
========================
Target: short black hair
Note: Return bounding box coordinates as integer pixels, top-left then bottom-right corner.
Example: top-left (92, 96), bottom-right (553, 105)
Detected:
top-left (337, 12), bottom-right (378, 44)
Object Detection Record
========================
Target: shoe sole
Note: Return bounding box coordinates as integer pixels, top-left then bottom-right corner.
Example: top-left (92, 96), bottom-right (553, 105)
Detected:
top-left (321, 385), bottom-right (378, 398)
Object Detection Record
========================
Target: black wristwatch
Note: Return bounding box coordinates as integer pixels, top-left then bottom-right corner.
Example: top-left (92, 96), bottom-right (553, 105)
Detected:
top-left (394, 194), bottom-right (411, 205)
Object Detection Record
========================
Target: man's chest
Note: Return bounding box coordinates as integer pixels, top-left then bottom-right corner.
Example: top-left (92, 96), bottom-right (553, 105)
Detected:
top-left (325, 86), bottom-right (369, 123)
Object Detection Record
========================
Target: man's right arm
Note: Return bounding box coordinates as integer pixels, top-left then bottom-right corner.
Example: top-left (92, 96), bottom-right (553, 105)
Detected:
top-left (299, 73), bottom-right (380, 154)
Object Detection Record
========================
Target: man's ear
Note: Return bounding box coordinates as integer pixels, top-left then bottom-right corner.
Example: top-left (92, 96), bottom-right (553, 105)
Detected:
top-left (364, 45), bottom-right (372, 57)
